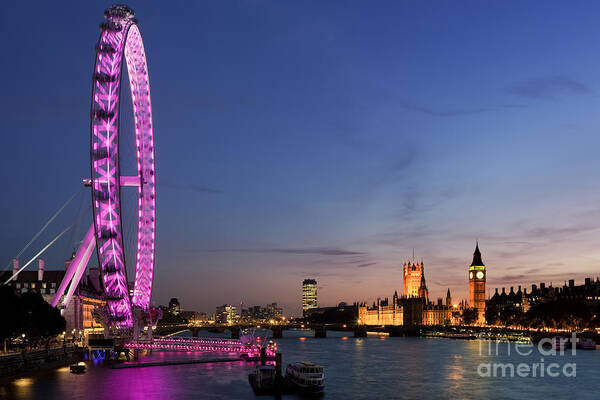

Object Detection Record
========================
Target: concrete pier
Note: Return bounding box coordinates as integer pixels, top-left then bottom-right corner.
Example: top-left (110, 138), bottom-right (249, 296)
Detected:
top-left (314, 326), bottom-right (327, 338)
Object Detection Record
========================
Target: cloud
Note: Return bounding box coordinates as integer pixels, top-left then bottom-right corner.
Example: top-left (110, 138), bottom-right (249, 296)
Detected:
top-left (505, 265), bottom-right (530, 270)
top-left (357, 262), bottom-right (377, 268)
top-left (577, 208), bottom-right (600, 219)
top-left (353, 152), bottom-right (418, 200)
top-left (501, 103), bottom-right (528, 109)
top-left (372, 225), bottom-right (449, 248)
top-left (495, 274), bottom-right (529, 283)
top-left (509, 76), bottom-right (591, 100)
top-left (524, 225), bottom-right (598, 238)
top-left (205, 247), bottom-right (366, 256)
top-left (161, 182), bottom-right (223, 194)
top-left (492, 270), bottom-right (582, 287)
top-left (292, 270), bottom-right (351, 278)
top-left (399, 102), bottom-right (491, 117)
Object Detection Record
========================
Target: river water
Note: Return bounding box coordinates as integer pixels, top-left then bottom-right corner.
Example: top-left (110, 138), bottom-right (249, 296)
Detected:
top-left (1, 329), bottom-right (597, 399)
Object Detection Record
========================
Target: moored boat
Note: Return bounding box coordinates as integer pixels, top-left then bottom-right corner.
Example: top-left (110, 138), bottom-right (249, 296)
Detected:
top-left (285, 361), bottom-right (324, 395)
top-left (576, 337), bottom-right (596, 350)
top-left (70, 362), bottom-right (86, 373)
top-left (442, 333), bottom-right (477, 340)
top-left (248, 365), bottom-right (277, 395)
top-left (552, 337), bottom-right (572, 351)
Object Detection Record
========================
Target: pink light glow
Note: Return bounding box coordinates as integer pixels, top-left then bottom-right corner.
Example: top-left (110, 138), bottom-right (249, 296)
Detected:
top-left (125, 337), bottom-right (276, 357)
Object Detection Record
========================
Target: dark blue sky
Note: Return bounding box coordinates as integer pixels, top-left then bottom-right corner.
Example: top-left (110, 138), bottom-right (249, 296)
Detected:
top-left (2, 1), bottom-right (600, 316)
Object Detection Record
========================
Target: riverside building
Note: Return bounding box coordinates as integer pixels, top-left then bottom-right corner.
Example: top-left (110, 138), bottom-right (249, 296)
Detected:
top-left (488, 277), bottom-right (600, 314)
top-left (358, 245), bottom-right (486, 326)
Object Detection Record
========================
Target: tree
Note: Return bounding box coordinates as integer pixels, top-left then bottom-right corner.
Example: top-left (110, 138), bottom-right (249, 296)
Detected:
top-left (0, 285), bottom-right (23, 341)
top-left (523, 299), bottom-right (595, 330)
top-left (498, 305), bottom-right (523, 327)
top-left (485, 303), bottom-right (500, 326)
top-left (461, 308), bottom-right (479, 325)
top-left (0, 287), bottom-right (65, 344)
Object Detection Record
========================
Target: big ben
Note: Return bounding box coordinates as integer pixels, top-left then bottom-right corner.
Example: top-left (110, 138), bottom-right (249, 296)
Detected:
top-left (468, 242), bottom-right (486, 324)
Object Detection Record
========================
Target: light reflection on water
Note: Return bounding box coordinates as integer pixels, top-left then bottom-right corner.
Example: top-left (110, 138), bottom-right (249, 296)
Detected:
top-left (1, 330), bottom-right (597, 399)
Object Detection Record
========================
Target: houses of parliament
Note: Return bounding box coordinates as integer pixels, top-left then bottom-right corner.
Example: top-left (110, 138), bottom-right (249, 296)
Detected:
top-left (357, 243), bottom-right (486, 326)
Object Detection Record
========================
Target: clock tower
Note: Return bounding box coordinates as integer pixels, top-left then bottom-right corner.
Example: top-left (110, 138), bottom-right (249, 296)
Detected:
top-left (468, 242), bottom-right (486, 324)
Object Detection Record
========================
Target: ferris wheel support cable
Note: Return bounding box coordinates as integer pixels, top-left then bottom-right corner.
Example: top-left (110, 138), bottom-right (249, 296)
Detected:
top-left (4, 187), bottom-right (83, 270)
top-left (3, 206), bottom-right (91, 285)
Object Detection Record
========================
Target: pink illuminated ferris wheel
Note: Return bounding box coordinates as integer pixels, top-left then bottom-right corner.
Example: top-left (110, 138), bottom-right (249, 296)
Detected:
top-left (50, 5), bottom-right (156, 329)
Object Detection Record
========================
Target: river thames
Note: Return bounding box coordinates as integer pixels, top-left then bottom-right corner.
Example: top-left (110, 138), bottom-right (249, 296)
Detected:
top-left (1, 330), bottom-right (597, 399)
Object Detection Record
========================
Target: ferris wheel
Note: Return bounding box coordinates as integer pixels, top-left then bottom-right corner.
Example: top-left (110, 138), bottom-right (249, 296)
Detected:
top-left (47, 4), bottom-right (156, 329)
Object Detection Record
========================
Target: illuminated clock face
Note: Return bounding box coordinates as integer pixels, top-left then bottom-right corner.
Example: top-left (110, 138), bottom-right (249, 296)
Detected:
top-left (476, 271), bottom-right (484, 279)
top-left (469, 272), bottom-right (473, 279)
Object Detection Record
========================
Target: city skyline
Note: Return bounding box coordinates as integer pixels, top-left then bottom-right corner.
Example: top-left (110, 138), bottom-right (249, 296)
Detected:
top-left (4, 1), bottom-right (600, 316)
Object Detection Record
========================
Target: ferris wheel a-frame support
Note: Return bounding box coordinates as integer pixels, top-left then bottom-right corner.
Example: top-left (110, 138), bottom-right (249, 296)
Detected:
top-left (50, 175), bottom-right (142, 312)
top-left (50, 224), bottom-right (96, 311)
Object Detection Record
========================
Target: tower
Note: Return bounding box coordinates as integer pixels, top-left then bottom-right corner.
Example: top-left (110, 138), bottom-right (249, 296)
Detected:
top-left (418, 273), bottom-right (429, 303)
top-left (302, 279), bottom-right (318, 316)
top-left (468, 242), bottom-right (486, 324)
top-left (403, 260), bottom-right (424, 298)
top-left (446, 288), bottom-right (452, 306)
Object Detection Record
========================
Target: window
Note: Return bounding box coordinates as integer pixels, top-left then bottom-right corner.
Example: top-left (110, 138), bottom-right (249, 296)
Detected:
top-left (31, 283), bottom-right (36, 289)
top-left (16, 283), bottom-right (21, 288)
top-left (52, 283), bottom-right (56, 288)
top-left (42, 283), bottom-right (46, 289)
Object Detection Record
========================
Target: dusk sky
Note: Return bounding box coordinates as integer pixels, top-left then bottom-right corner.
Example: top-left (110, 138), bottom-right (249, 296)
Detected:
top-left (3, 1), bottom-right (600, 316)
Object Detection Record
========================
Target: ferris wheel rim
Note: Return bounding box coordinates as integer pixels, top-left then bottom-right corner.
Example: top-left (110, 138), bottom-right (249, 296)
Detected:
top-left (89, 6), bottom-right (156, 328)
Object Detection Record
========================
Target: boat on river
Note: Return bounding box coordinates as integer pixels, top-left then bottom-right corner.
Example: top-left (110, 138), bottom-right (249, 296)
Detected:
top-left (70, 362), bottom-right (86, 373)
top-left (285, 361), bottom-right (324, 395)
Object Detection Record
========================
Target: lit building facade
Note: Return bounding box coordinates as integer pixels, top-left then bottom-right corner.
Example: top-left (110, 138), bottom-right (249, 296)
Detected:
top-left (168, 297), bottom-right (181, 314)
top-left (358, 260), bottom-right (463, 326)
top-left (241, 303), bottom-right (284, 322)
top-left (302, 279), bottom-right (317, 316)
top-left (358, 293), bottom-right (403, 325)
top-left (358, 293), bottom-right (462, 326)
top-left (468, 242), bottom-right (486, 324)
top-left (215, 304), bottom-right (237, 324)
top-left (403, 261), bottom-right (423, 298)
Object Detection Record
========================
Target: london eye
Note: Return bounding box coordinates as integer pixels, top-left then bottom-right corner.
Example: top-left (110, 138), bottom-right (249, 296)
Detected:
top-left (40, 4), bottom-right (156, 330)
